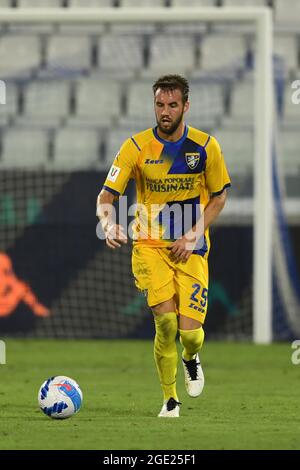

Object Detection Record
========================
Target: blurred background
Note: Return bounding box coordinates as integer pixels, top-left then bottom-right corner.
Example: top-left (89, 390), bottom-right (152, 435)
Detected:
top-left (0, 0), bottom-right (299, 341)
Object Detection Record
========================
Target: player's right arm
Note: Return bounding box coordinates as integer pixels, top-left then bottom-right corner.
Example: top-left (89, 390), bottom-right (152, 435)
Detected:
top-left (97, 137), bottom-right (139, 249)
top-left (97, 188), bottom-right (128, 249)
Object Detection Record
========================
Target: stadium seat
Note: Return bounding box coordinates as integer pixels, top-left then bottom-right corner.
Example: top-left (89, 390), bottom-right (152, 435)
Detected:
top-left (214, 127), bottom-right (254, 175)
top-left (164, 1), bottom-right (208, 34)
top-left (222, 0), bottom-right (266, 6)
top-left (116, 0), bottom-right (165, 33)
top-left (69, 0), bottom-right (113, 6)
top-left (0, 36), bottom-right (40, 79)
top-left (187, 83), bottom-right (225, 128)
top-left (215, 0), bottom-right (268, 34)
top-left (147, 35), bottom-right (195, 75)
top-left (280, 129), bottom-right (300, 175)
top-left (53, 128), bottom-right (101, 170)
top-left (1, 129), bottom-right (49, 169)
top-left (62, 0), bottom-right (110, 33)
top-left (162, 0), bottom-right (210, 34)
top-left (109, 0), bottom-right (157, 34)
top-left (274, 36), bottom-right (299, 75)
top-left (45, 35), bottom-right (91, 73)
top-left (17, 81), bottom-right (70, 128)
top-left (120, 0), bottom-right (165, 6)
top-left (119, 81), bottom-right (154, 128)
top-left (18, 0), bottom-right (62, 6)
top-left (11, 0), bottom-right (62, 33)
top-left (230, 79), bottom-right (253, 122)
top-left (98, 34), bottom-right (144, 77)
top-left (0, 83), bottom-right (19, 126)
top-left (171, 0), bottom-right (216, 5)
top-left (68, 78), bottom-right (121, 127)
top-left (274, 0), bottom-right (300, 28)
top-left (199, 35), bottom-right (248, 72)
top-left (110, 23), bottom-right (156, 35)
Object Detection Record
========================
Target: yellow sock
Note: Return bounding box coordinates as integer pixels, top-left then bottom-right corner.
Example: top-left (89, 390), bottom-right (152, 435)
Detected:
top-left (154, 312), bottom-right (178, 402)
top-left (179, 327), bottom-right (205, 361)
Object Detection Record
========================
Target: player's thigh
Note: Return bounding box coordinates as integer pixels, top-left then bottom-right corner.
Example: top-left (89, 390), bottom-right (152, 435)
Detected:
top-left (132, 245), bottom-right (176, 308)
top-left (179, 314), bottom-right (202, 330)
top-left (175, 255), bottom-right (209, 325)
top-left (152, 297), bottom-right (177, 316)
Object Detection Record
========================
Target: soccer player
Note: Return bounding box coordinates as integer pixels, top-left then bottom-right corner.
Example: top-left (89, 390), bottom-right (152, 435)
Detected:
top-left (97, 75), bottom-right (230, 418)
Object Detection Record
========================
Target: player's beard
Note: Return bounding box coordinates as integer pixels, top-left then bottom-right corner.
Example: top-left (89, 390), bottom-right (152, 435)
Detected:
top-left (156, 109), bottom-right (184, 136)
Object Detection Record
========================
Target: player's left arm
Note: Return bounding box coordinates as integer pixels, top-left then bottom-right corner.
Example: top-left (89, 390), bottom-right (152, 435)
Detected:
top-left (202, 188), bottom-right (227, 231)
top-left (170, 190), bottom-right (227, 262)
top-left (170, 136), bottom-right (230, 261)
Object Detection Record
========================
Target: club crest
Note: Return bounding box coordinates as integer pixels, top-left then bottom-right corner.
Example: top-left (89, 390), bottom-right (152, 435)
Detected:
top-left (185, 152), bottom-right (200, 170)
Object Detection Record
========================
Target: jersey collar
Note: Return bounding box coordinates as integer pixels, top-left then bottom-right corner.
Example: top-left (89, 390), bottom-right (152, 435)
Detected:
top-left (153, 124), bottom-right (188, 145)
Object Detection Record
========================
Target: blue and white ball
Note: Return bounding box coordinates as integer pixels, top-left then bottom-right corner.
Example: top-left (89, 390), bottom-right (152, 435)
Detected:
top-left (38, 376), bottom-right (83, 419)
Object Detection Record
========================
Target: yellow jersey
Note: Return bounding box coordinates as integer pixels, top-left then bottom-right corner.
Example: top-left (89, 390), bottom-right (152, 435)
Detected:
top-left (103, 125), bottom-right (231, 258)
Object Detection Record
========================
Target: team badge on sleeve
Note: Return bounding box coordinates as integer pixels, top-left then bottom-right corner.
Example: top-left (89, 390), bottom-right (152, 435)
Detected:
top-left (107, 165), bottom-right (121, 182)
top-left (185, 152), bottom-right (200, 170)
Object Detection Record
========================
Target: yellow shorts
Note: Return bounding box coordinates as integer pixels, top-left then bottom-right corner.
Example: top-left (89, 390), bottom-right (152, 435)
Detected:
top-left (132, 245), bottom-right (209, 324)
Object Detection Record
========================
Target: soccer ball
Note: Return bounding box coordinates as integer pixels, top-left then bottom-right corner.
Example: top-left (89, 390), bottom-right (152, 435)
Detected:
top-left (38, 375), bottom-right (83, 419)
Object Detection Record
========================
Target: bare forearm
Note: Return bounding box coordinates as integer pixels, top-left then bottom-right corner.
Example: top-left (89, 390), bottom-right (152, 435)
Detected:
top-left (203, 192), bottom-right (226, 231)
top-left (171, 191), bottom-right (227, 261)
top-left (184, 191), bottom-right (227, 243)
top-left (97, 188), bottom-right (127, 249)
top-left (96, 189), bottom-right (115, 231)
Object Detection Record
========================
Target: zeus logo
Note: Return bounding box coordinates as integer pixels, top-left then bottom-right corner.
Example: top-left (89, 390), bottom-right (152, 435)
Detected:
top-left (291, 80), bottom-right (300, 105)
top-left (145, 159), bottom-right (164, 164)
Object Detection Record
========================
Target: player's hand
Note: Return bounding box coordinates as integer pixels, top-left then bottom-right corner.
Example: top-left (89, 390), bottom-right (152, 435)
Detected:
top-left (105, 223), bottom-right (128, 249)
top-left (169, 234), bottom-right (197, 263)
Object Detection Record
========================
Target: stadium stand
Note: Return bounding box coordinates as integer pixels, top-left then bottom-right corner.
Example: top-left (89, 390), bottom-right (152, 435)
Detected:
top-left (0, 0), bottom-right (299, 343)
top-left (0, 0), bottom-right (298, 189)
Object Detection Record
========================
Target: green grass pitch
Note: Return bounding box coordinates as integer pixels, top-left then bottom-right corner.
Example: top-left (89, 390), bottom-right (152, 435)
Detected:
top-left (0, 339), bottom-right (299, 450)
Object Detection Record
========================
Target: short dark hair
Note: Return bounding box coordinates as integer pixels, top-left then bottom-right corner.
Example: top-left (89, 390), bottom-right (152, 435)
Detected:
top-left (152, 74), bottom-right (189, 104)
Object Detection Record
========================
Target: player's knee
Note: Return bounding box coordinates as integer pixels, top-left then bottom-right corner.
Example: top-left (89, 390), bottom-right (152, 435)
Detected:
top-left (180, 327), bottom-right (204, 351)
top-left (154, 312), bottom-right (178, 345)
